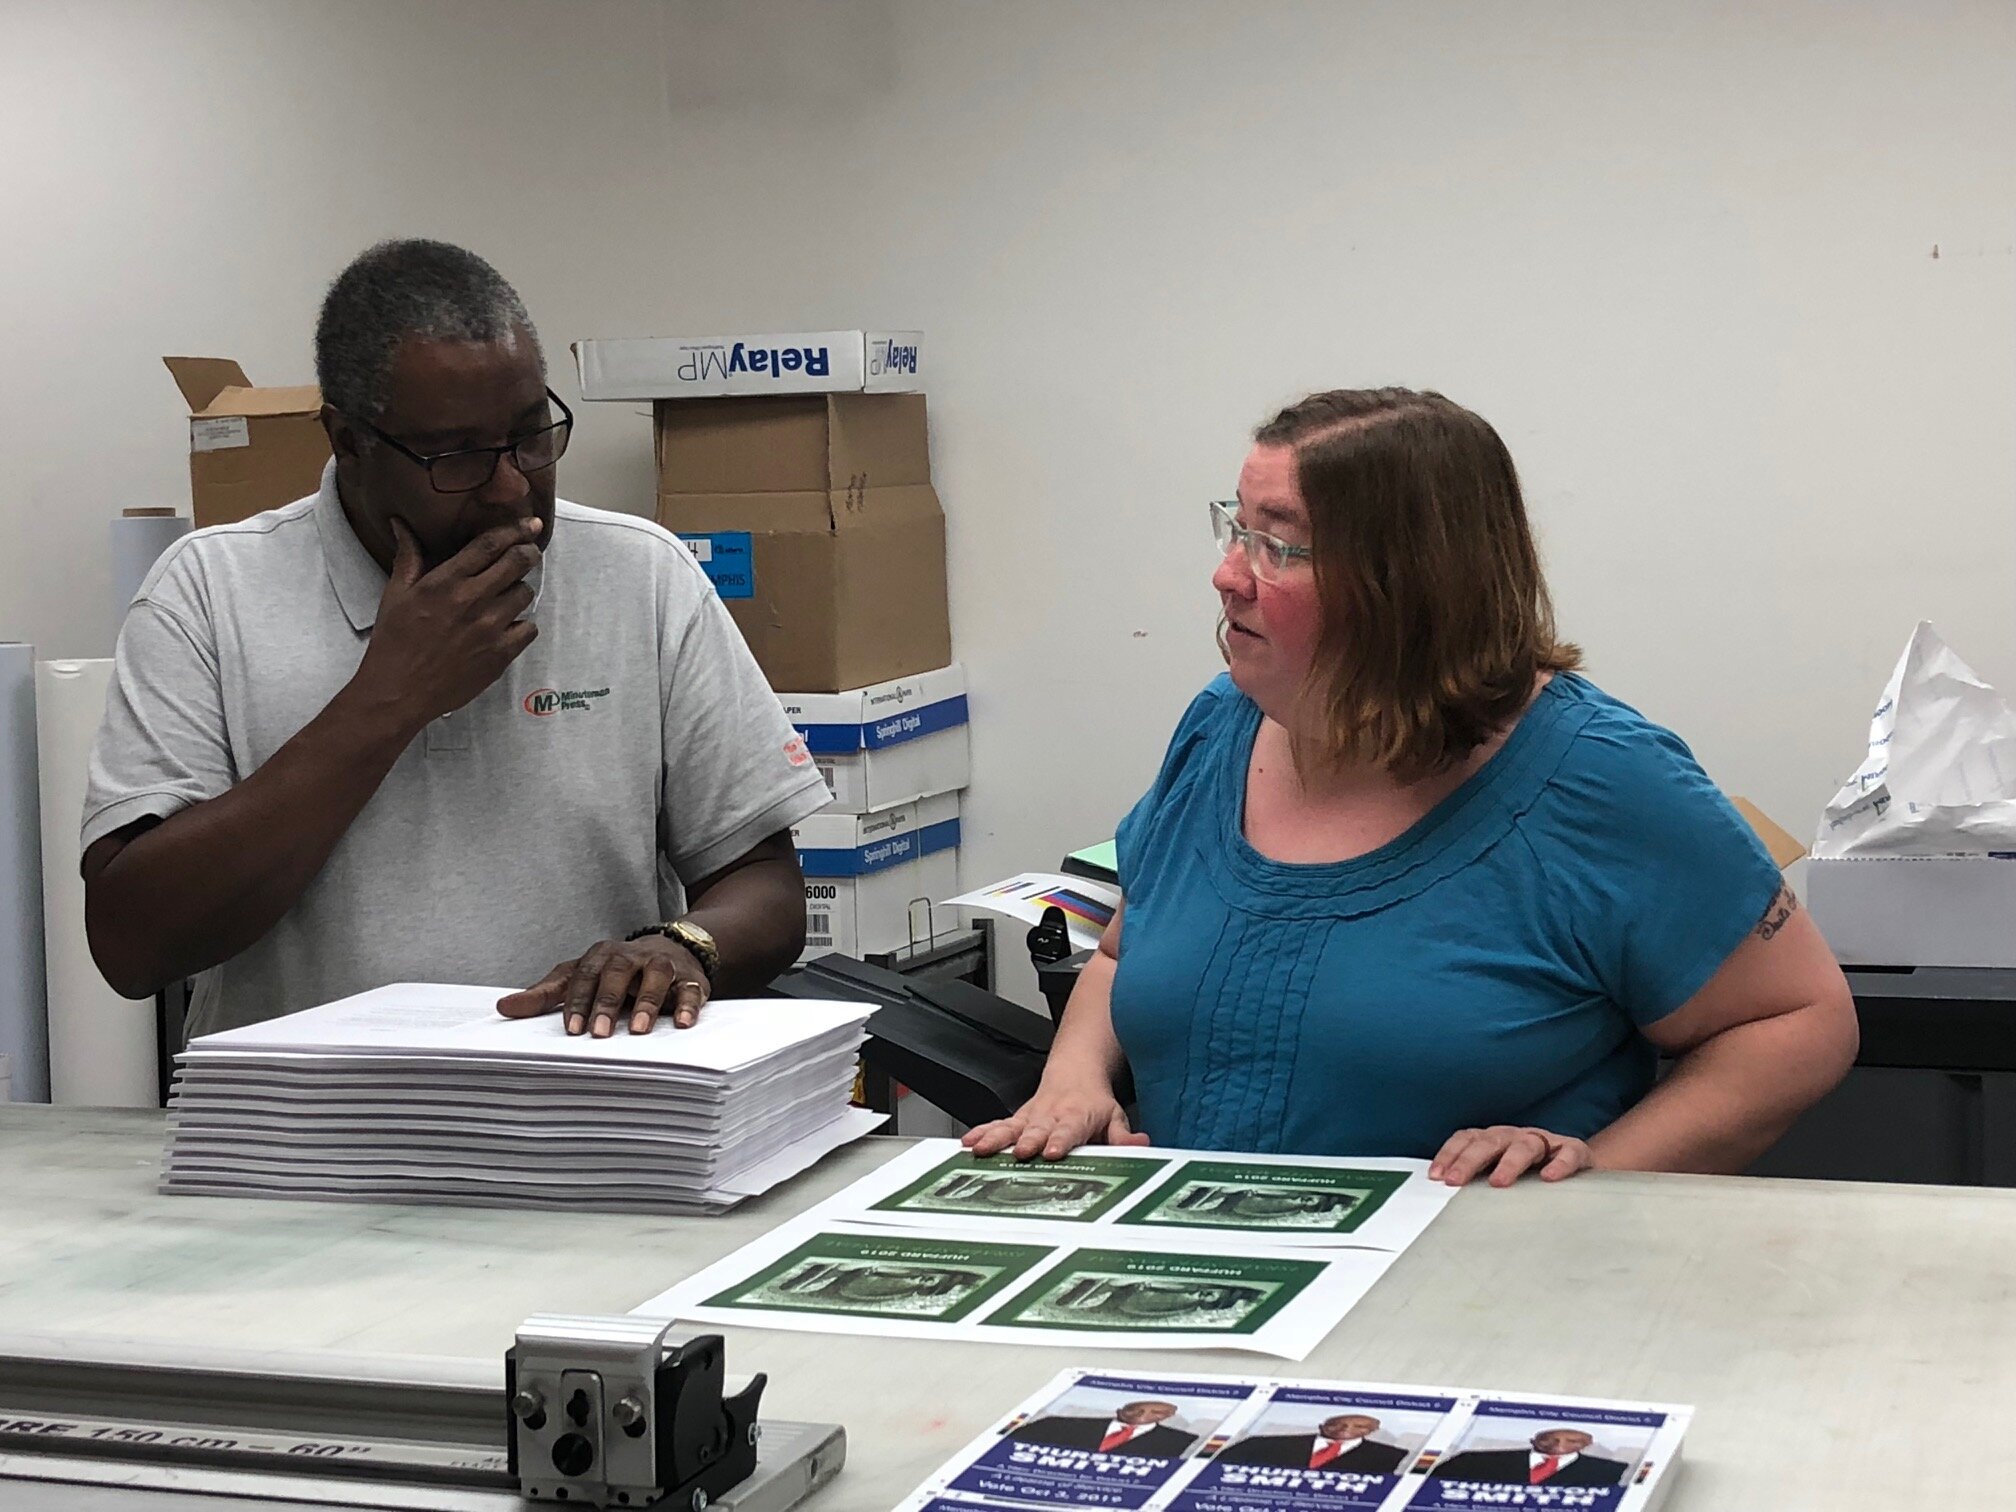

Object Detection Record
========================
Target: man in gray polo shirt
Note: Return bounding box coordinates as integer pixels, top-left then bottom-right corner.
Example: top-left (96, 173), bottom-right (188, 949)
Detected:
top-left (83, 239), bottom-right (829, 1042)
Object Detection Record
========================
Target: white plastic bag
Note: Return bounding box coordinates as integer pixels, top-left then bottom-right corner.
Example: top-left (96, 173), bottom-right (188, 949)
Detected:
top-left (1816, 622), bottom-right (2016, 858)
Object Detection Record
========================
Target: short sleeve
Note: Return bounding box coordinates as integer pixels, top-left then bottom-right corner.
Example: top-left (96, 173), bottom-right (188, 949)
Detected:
top-left (1527, 712), bottom-right (1784, 1027)
top-left (1116, 675), bottom-right (1240, 892)
top-left (82, 592), bottom-right (237, 854)
top-left (656, 564), bottom-right (831, 885)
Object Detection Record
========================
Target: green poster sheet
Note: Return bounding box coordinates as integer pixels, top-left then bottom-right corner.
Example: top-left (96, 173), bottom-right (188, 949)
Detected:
top-left (1115, 1159), bottom-right (1409, 1235)
top-left (1067, 840), bottom-right (1119, 878)
top-left (870, 1150), bottom-right (1173, 1224)
top-left (704, 1231), bottom-right (1053, 1324)
top-left (984, 1247), bottom-right (1326, 1336)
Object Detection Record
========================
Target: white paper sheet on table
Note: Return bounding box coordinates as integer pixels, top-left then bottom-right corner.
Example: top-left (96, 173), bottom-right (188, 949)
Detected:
top-left (715, 1107), bottom-right (888, 1195)
top-left (180, 1044), bottom-right (864, 1096)
top-left (163, 1173), bottom-right (739, 1216)
top-left (168, 1059), bottom-right (859, 1124)
top-left (164, 986), bottom-right (880, 1216)
top-left (630, 1211), bottom-right (1393, 1361)
top-left (165, 1107), bottom-right (883, 1213)
top-left (807, 1138), bottom-right (1455, 1252)
top-left (165, 1092), bottom-right (855, 1146)
top-left (175, 1048), bottom-right (856, 1092)
top-left (1818, 621), bottom-right (2016, 857)
top-left (164, 1115), bottom-right (828, 1179)
top-left (191, 985), bottom-right (873, 1072)
top-left (166, 1091), bottom-right (860, 1174)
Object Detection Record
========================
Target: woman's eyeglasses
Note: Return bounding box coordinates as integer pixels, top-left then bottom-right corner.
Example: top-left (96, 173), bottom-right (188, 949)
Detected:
top-left (1210, 500), bottom-right (1312, 584)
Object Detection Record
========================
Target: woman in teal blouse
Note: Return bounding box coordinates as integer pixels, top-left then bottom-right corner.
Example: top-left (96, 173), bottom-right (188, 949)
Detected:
top-left (967, 389), bottom-right (1857, 1186)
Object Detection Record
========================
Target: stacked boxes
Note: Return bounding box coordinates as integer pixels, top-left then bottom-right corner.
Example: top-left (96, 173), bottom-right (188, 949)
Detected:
top-left (654, 393), bottom-right (950, 692)
top-left (574, 331), bottom-right (965, 958)
top-left (575, 330), bottom-right (946, 694)
top-left (782, 667), bottom-right (970, 959)
top-left (790, 792), bottom-right (962, 960)
top-left (783, 665), bottom-right (970, 814)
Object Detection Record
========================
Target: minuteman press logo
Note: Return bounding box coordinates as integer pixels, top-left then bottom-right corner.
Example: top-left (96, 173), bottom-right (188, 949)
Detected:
top-left (522, 686), bottom-right (612, 717)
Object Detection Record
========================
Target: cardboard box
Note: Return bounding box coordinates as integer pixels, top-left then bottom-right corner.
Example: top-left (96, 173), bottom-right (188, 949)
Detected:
top-left (1738, 791), bottom-right (2016, 968)
top-left (1807, 857), bottom-right (2016, 968)
top-left (574, 330), bottom-right (921, 400)
top-left (793, 792), bottom-right (960, 961)
top-left (780, 664), bottom-right (969, 814)
top-left (1731, 797), bottom-right (1807, 871)
top-left (163, 357), bottom-right (329, 529)
top-left (659, 393), bottom-right (951, 692)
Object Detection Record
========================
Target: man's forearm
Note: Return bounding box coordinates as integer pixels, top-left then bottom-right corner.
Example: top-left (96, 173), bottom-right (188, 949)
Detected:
top-left (681, 842), bottom-right (809, 996)
top-left (85, 681), bottom-right (422, 997)
top-left (1589, 1003), bottom-right (1856, 1174)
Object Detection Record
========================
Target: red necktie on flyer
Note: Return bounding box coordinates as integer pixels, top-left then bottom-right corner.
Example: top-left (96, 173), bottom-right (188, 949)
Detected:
top-left (1100, 1427), bottom-right (1137, 1452)
top-left (1309, 1442), bottom-right (1344, 1469)
top-left (1530, 1456), bottom-right (1562, 1484)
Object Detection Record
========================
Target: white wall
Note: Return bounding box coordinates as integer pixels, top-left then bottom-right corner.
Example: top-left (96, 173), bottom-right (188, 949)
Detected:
top-left (4, 1), bottom-right (2014, 952)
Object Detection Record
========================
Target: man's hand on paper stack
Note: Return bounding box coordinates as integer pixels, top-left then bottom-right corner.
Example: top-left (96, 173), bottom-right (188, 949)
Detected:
top-left (497, 934), bottom-right (710, 1036)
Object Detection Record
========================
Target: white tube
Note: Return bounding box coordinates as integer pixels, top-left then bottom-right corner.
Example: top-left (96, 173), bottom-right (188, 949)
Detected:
top-left (109, 511), bottom-right (190, 643)
top-left (0, 643), bottom-right (49, 1101)
top-left (38, 658), bottom-right (157, 1106)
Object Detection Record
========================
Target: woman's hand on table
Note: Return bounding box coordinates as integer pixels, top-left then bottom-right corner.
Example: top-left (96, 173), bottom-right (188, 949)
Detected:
top-left (1429, 1125), bottom-right (1594, 1187)
top-left (961, 1085), bottom-right (1152, 1161)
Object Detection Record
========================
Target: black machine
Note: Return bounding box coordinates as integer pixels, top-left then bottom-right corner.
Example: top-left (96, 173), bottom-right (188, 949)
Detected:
top-left (505, 1318), bottom-right (766, 1508)
top-left (773, 953), bottom-right (1054, 1126)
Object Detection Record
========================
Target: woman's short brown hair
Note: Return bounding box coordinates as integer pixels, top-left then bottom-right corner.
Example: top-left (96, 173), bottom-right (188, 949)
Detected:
top-left (1252, 388), bottom-right (1580, 781)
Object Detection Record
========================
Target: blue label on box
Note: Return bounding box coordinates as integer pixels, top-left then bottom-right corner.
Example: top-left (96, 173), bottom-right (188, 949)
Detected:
top-left (796, 695), bottom-right (970, 755)
top-left (678, 532), bottom-right (753, 599)
top-left (797, 818), bottom-right (961, 877)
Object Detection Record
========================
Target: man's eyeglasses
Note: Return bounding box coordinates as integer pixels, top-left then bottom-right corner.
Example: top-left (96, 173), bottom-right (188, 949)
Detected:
top-left (356, 389), bottom-right (574, 494)
top-left (1210, 500), bottom-right (1312, 584)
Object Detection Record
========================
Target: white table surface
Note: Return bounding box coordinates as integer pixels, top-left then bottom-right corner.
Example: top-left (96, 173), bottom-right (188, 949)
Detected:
top-left (2, 1106), bottom-right (2012, 1510)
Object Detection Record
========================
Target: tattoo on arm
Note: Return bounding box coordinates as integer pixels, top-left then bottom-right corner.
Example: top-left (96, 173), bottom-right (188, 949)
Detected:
top-left (1755, 883), bottom-right (1798, 940)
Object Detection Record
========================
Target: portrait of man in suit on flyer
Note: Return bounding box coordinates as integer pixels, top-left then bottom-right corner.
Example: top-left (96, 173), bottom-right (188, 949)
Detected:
top-left (1218, 1412), bottom-right (1409, 1473)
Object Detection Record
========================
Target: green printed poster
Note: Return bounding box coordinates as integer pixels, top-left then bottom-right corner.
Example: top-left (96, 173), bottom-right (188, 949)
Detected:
top-left (984, 1248), bottom-right (1325, 1336)
top-left (1115, 1160), bottom-right (1408, 1235)
top-left (705, 1231), bottom-right (1053, 1323)
top-left (871, 1151), bottom-right (1172, 1223)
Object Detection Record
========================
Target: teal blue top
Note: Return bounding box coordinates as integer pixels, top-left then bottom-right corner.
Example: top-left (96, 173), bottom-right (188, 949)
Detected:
top-left (1110, 674), bottom-right (1781, 1157)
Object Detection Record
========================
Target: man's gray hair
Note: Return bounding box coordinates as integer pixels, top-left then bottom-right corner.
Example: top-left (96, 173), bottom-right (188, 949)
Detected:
top-left (314, 239), bottom-right (542, 421)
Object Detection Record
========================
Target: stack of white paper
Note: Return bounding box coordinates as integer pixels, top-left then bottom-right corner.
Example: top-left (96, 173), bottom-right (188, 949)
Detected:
top-left (161, 985), bottom-right (881, 1215)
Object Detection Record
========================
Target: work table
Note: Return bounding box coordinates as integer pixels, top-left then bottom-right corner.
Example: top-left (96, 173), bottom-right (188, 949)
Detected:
top-left (2, 1106), bottom-right (2013, 1509)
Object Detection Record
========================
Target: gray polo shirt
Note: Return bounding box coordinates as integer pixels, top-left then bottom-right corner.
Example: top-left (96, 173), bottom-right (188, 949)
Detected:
top-left (86, 462), bottom-right (829, 1040)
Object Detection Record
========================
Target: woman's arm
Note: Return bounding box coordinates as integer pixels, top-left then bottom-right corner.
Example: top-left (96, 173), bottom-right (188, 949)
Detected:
top-left (1433, 883), bottom-right (1859, 1185)
top-left (1590, 882), bottom-right (1858, 1171)
top-left (961, 904), bottom-right (1151, 1160)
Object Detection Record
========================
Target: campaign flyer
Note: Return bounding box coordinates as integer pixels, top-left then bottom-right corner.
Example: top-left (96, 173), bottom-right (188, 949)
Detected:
top-left (1171, 1387), bottom-right (1461, 1512)
top-left (943, 1373), bottom-right (1263, 1510)
top-left (1404, 1399), bottom-right (1682, 1512)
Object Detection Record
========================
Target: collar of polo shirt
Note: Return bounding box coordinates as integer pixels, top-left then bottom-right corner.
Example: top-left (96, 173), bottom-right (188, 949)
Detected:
top-left (313, 461), bottom-right (548, 632)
